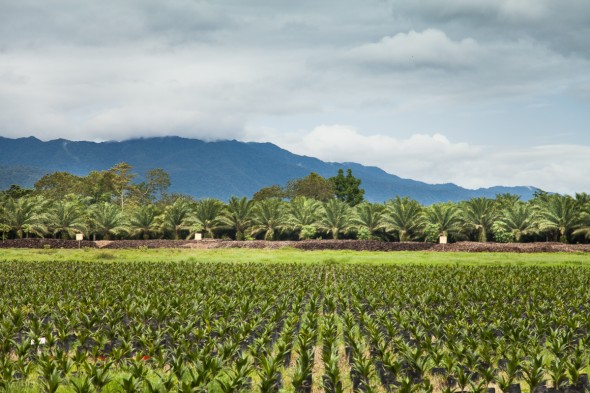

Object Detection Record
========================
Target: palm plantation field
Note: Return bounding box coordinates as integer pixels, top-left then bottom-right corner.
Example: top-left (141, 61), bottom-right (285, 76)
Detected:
top-left (1, 250), bottom-right (590, 392)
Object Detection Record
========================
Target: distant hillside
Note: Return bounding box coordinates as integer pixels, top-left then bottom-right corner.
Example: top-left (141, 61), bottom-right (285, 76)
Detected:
top-left (0, 136), bottom-right (538, 203)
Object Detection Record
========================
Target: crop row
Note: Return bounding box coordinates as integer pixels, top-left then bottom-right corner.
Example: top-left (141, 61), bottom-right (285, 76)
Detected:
top-left (1, 261), bottom-right (590, 392)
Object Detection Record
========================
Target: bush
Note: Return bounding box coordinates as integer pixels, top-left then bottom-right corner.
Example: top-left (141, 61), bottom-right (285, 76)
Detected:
top-left (299, 225), bottom-right (317, 240)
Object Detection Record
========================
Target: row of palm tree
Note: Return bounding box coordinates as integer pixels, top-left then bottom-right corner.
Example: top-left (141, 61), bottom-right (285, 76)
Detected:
top-left (1, 192), bottom-right (589, 243)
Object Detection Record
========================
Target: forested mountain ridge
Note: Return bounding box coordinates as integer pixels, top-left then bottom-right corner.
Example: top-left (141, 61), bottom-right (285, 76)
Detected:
top-left (0, 136), bottom-right (537, 203)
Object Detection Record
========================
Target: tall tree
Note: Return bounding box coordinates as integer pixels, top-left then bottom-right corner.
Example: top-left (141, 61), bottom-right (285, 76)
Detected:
top-left (108, 162), bottom-right (135, 210)
top-left (286, 173), bottom-right (334, 202)
top-left (34, 172), bottom-right (84, 200)
top-left (461, 197), bottom-right (498, 242)
top-left (81, 171), bottom-right (116, 204)
top-left (330, 169), bottom-right (365, 206)
top-left (131, 169), bottom-right (171, 204)
top-left (383, 196), bottom-right (424, 242)
top-left (223, 196), bottom-right (254, 240)
top-left (251, 199), bottom-right (285, 240)
top-left (1, 184), bottom-right (34, 199)
top-left (252, 185), bottom-right (286, 201)
top-left (319, 199), bottom-right (351, 239)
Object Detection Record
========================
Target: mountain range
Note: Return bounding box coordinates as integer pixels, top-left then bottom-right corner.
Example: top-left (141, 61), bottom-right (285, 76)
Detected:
top-left (0, 136), bottom-right (537, 204)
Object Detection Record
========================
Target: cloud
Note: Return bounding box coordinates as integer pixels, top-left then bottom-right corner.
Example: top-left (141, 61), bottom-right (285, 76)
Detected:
top-left (328, 29), bottom-right (589, 107)
top-left (245, 125), bottom-right (590, 194)
top-left (348, 29), bottom-right (480, 70)
top-left (0, 0), bottom-right (232, 49)
top-left (389, 0), bottom-right (590, 58)
top-left (0, 42), bottom-right (312, 141)
top-left (0, 0), bottom-right (588, 196)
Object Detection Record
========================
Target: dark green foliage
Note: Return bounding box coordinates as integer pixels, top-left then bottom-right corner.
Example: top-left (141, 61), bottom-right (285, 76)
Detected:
top-left (252, 185), bottom-right (286, 201)
top-left (286, 172), bottom-right (334, 202)
top-left (330, 168), bottom-right (365, 206)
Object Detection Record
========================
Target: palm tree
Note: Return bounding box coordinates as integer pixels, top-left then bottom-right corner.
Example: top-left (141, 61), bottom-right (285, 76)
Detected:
top-left (574, 192), bottom-right (590, 210)
top-left (48, 199), bottom-right (87, 239)
top-left (251, 198), bottom-right (285, 240)
top-left (319, 199), bottom-right (351, 239)
top-left (537, 194), bottom-right (583, 243)
top-left (496, 203), bottom-right (538, 242)
top-left (382, 196), bottom-right (424, 242)
top-left (129, 204), bottom-right (160, 240)
top-left (0, 222), bottom-right (9, 240)
top-left (287, 197), bottom-right (322, 239)
top-left (572, 193), bottom-right (590, 241)
top-left (159, 198), bottom-right (193, 240)
top-left (494, 193), bottom-right (521, 210)
top-left (461, 197), bottom-right (497, 242)
top-left (191, 198), bottom-right (225, 239)
top-left (424, 203), bottom-right (463, 240)
top-left (222, 196), bottom-right (254, 240)
top-left (90, 202), bottom-right (128, 240)
top-left (0, 196), bottom-right (50, 238)
top-left (351, 202), bottom-right (385, 239)
top-left (572, 216), bottom-right (590, 241)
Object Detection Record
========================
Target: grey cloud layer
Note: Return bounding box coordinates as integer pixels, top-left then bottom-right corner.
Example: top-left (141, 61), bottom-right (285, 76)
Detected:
top-left (0, 0), bottom-right (588, 191)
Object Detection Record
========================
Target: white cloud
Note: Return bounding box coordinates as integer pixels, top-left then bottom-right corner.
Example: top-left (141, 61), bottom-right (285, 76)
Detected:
top-left (245, 125), bottom-right (590, 194)
top-left (348, 29), bottom-right (480, 70)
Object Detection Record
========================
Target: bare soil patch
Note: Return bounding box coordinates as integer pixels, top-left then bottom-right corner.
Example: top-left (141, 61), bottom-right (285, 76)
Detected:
top-left (1, 239), bottom-right (590, 252)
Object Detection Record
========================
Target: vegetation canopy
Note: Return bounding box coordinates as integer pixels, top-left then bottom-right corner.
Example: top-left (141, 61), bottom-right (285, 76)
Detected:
top-left (1, 166), bottom-right (589, 244)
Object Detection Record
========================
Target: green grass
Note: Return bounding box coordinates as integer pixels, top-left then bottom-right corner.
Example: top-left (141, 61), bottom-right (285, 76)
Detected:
top-left (1, 247), bottom-right (589, 266)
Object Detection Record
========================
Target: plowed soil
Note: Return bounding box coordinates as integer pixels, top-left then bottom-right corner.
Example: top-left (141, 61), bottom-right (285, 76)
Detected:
top-left (1, 239), bottom-right (590, 252)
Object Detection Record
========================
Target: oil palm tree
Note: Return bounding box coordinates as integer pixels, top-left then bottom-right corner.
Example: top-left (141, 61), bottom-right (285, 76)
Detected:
top-left (572, 193), bottom-right (590, 241)
top-left (424, 203), bottom-right (463, 239)
top-left (222, 196), bottom-right (254, 240)
top-left (496, 203), bottom-right (538, 242)
top-left (382, 196), bottom-right (424, 242)
top-left (351, 202), bottom-right (385, 239)
top-left (129, 204), bottom-right (160, 240)
top-left (572, 216), bottom-right (590, 241)
top-left (287, 197), bottom-right (322, 239)
top-left (319, 199), bottom-right (351, 239)
top-left (90, 202), bottom-right (128, 240)
top-left (0, 196), bottom-right (50, 238)
top-left (251, 198), bottom-right (285, 240)
top-left (159, 198), bottom-right (193, 240)
top-left (461, 197), bottom-right (497, 242)
top-left (191, 198), bottom-right (225, 239)
top-left (537, 194), bottom-right (583, 243)
top-left (48, 198), bottom-right (87, 239)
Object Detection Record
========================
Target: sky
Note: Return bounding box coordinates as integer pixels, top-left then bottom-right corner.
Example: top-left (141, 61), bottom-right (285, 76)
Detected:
top-left (1, 0), bottom-right (589, 194)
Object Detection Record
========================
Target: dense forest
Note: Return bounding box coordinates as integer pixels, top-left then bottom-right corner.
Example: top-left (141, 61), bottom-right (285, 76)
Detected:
top-left (1, 163), bottom-right (589, 243)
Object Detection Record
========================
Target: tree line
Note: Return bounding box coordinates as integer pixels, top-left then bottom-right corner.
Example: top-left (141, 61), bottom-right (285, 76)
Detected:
top-left (0, 163), bottom-right (589, 243)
